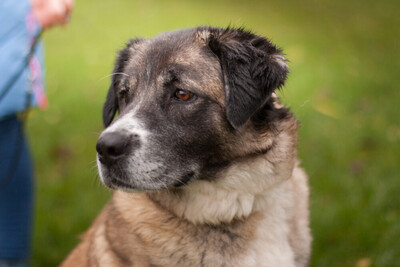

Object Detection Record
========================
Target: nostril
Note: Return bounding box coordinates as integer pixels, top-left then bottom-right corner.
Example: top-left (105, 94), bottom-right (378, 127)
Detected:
top-left (96, 131), bottom-right (141, 165)
top-left (107, 144), bottom-right (125, 157)
top-left (96, 133), bottom-right (126, 161)
top-left (96, 142), bottom-right (104, 155)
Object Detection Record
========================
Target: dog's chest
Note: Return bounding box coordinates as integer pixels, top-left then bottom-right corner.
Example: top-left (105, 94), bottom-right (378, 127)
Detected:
top-left (237, 215), bottom-right (296, 266)
top-left (110, 190), bottom-right (296, 266)
top-left (145, 219), bottom-right (295, 267)
top-left (161, 215), bottom-right (296, 267)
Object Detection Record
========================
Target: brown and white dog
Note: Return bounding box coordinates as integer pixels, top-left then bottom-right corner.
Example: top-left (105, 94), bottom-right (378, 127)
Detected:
top-left (61, 27), bottom-right (311, 267)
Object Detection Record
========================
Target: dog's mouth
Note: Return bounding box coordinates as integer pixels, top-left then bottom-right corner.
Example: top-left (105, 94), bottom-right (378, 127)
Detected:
top-left (98, 160), bottom-right (198, 191)
top-left (110, 177), bottom-right (137, 191)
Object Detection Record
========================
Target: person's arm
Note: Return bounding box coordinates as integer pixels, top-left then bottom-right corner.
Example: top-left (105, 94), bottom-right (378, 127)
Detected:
top-left (0, 0), bottom-right (74, 119)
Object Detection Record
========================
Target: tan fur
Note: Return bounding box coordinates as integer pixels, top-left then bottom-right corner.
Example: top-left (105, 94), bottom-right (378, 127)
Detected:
top-left (62, 192), bottom-right (262, 267)
top-left (61, 109), bottom-right (311, 267)
top-left (62, 28), bottom-right (311, 266)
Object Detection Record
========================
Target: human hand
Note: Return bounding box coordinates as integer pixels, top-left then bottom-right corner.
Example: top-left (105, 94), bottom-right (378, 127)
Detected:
top-left (30, 0), bottom-right (74, 29)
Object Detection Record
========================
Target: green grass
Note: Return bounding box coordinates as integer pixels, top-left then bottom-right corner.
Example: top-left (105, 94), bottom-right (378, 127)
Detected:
top-left (26, 0), bottom-right (400, 266)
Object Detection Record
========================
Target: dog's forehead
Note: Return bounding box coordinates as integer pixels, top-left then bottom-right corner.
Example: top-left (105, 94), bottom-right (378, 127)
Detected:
top-left (124, 30), bottom-right (224, 102)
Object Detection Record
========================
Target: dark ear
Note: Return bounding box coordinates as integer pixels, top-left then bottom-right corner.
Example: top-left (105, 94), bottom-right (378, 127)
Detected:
top-left (206, 28), bottom-right (289, 129)
top-left (102, 38), bottom-right (142, 127)
top-left (102, 84), bottom-right (118, 127)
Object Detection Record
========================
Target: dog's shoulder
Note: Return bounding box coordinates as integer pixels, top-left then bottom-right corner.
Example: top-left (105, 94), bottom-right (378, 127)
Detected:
top-left (60, 206), bottom-right (108, 267)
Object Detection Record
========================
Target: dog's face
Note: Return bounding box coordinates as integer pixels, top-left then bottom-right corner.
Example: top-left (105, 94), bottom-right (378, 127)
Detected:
top-left (96, 27), bottom-right (289, 191)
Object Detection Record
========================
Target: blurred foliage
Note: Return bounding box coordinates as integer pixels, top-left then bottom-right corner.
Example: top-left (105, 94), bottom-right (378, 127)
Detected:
top-left (26, 0), bottom-right (399, 266)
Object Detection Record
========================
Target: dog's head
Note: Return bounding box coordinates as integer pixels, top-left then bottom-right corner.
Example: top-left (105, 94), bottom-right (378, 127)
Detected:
top-left (96, 27), bottom-right (289, 191)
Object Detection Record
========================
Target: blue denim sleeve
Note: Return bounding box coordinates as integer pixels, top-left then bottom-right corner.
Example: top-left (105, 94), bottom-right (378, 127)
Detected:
top-left (0, 0), bottom-right (45, 120)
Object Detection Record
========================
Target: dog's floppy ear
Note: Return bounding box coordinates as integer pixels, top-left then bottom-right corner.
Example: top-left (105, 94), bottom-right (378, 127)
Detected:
top-left (205, 27), bottom-right (289, 129)
top-left (102, 84), bottom-right (118, 127)
top-left (103, 39), bottom-right (142, 127)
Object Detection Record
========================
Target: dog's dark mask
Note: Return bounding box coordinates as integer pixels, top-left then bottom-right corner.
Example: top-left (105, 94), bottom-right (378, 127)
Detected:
top-left (102, 28), bottom-right (288, 129)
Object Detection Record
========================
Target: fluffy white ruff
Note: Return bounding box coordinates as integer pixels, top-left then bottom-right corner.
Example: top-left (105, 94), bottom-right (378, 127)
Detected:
top-left (171, 139), bottom-right (295, 225)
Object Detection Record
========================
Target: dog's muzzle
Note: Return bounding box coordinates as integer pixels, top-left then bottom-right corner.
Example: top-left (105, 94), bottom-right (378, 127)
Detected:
top-left (96, 131), bottom-right (140, 166)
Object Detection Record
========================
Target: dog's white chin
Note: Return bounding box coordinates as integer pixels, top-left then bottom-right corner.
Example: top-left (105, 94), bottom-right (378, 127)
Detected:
top-left (96, 160), bottom-right (172, 193)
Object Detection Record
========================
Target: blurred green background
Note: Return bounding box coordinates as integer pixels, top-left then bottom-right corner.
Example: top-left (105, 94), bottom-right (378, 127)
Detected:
top-left (26, 0), bottom-right (399, 266)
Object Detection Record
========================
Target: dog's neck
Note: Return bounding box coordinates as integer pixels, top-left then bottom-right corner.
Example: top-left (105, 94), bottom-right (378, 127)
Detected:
top-left (147, 131), bottom-right (297, 225)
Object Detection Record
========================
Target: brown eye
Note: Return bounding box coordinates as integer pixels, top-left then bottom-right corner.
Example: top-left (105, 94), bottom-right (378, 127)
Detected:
top-left (174, 89), bottom-right (194, 101)
top-left (119, 88), bottom-right (128, 99)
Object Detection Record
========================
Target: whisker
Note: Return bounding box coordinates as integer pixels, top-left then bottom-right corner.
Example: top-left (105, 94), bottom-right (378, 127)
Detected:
top-left (90, 161), bottom-right (98, 171)
top-left (97, 72), bottom-right (129, 82)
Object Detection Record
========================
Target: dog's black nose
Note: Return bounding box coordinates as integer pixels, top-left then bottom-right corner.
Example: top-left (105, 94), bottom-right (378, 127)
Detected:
top-left (96, 132), bottom-right (139, 166)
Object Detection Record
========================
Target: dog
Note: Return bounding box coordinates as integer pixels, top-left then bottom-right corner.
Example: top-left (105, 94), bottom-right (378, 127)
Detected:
top-left (61, 26), bottom-right (311, 267)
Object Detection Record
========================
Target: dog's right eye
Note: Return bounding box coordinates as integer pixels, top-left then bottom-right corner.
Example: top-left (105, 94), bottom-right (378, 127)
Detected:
top-left (119, 88), bottom-right (128, 99)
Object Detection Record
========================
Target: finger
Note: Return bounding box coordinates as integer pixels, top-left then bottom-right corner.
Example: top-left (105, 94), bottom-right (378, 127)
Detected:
top-left (52, 0), bottom-right (67, 23)
top-left (64, 0), bottom-right (74, 14)
top-left (63, 0), bottom-right (74, 24)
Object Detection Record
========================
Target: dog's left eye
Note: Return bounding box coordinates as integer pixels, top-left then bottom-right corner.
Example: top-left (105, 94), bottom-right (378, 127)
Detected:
top-left (173, 89), bottom-right (194, 102)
